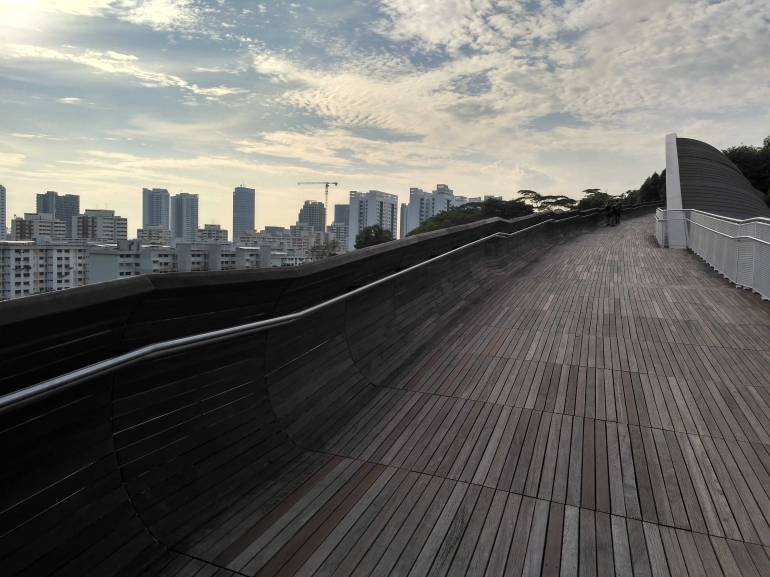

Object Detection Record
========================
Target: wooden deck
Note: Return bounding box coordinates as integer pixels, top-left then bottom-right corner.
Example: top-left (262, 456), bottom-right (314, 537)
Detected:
top-left (122, 214), bottom-right (770, 576)
top-left (7, 209), bottom-right (770, 577)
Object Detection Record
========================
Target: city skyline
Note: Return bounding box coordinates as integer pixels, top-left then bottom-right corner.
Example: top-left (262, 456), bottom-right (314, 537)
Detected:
top-left (2, 182), bottom-right (464, 238)
top-left (2, 1), bottom-right (767, 235)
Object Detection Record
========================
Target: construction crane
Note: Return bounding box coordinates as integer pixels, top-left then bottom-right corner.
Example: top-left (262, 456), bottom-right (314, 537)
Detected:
top-left (297, 181), bottom-right (338, 227)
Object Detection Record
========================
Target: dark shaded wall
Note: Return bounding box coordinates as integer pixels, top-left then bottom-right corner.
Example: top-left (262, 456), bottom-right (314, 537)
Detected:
top-left (676, 137), bottom-right (770, 219)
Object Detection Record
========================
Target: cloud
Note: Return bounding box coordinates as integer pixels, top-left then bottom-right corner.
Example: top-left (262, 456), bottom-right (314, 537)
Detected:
top-left (57, 97), bottom-right (82, 103)
top-left (0, 153), bottom-right (25, 167)
top-left (3, 44), bottom-right (246, 100)
top-left (117, 0), bottom-right (203, 32)
top-left (3, 0), bottom-right (115, 17)
top-left (2, 0), bottom-right (769, 233)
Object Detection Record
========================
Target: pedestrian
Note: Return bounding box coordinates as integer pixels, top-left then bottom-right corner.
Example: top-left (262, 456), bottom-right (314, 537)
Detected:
top-left (617, 202), bottom-right (623, 224)
top-left (605, 203), bottom-right (613, 226)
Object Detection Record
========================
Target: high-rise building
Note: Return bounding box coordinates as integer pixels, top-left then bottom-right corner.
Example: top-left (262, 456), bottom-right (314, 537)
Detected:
top-left (334, 204), bottom-right (349, 225)
top-left (198, 224), bottom-right (229, 243)
top-left (348, 190), bottom-right (398, 251)
top-left (36, 191), bottom-right (80, 237)
top-left (171, 193), bottom-right (199, 243)
top-left (297, 201), bottom-right (326, 232)
top-left (0, 184), bottom-right (6, 240)
top-left (233, 186), bottom-right (255, 243)
top-left (142, 188), bottom-right (170, 230)
top-left (403, 184), bottom-right (466, 237)
top-left (399, 203), bottom-right (409, 239)
top-left (10, 213), bottom-right (66, 241)
top-left (73, 209), bottom-right (128, 242)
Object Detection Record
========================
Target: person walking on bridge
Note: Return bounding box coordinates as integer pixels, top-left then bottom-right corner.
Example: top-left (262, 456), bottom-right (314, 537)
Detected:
top-left (614, 202), bottom-right (623, 225)
top-left (605, 203), bottom-right (614, 226)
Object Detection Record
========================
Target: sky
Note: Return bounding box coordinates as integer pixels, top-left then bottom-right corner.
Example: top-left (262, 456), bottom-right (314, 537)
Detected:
top-left (1, 0), bottom-right (769, 234)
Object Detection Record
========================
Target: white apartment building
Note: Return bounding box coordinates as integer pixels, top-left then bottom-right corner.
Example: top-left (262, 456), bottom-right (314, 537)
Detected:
top-left (326, 222), bottom-right (349, 251)
top-left (86, 240), bottom-right (174, 284)
top-left (73, 209), bottom-right (128, 242)
top-left (198, 224), bottom-right (229, 243)
top-left (171, 193), bottom-right (199, 242)
top-left (10, 213), bottom-right (66, 241)
top-left (137, 226), bottom-right (171, 244)
top-left (1, 241), bottom-right (87, 300)
top-left (238, 231), bottom-right (310, 253)
top-left (348, 190), bottom-right (399, 250)
top-left (403, 184), bottom-right (467, 237)
top-left (0, 184), bottom-right (6, 241)
top-left (399, 203), bottom-right (408, 239)
top-left (142, 188), bottom-right (170, 230)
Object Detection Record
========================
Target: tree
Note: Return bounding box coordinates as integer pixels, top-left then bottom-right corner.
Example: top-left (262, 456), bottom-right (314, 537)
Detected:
top-left (478, 197), bottom-right (535, 219)
top-left (540, 195), bottom-right (578, 211)
top-left (309, 239), bottom-right (340, 260)
top-left (723, 136), bottom-right (770, 194)
top-left (517, 190), bottom-right (577, 212)
top-left (517, 190), bottom-right (544, 209)
top-left (354, 225), bottom-right (393, 249)
top-left (576, 189), bottom-right (617, 210)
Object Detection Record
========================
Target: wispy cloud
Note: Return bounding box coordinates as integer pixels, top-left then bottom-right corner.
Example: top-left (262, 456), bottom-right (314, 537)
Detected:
top-left (3, 44), bottom-right (247, 100)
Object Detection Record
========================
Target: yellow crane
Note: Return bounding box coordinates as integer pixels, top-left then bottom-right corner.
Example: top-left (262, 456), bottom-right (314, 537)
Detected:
top-left (297, 181), bottom-right (338, 227)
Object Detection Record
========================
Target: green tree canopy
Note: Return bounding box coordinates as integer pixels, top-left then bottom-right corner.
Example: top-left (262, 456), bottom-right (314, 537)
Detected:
top-left (406, 198), bottom-right (533, 237)
top-left (354, 225), bottom-right (393, 249)
top-left (309, 239), bottom-right (340, 260)
top-left (723, 136), bottom-right (770, 194)
top-left (516, 190), bottom-right (577, 211)
top-left (576, 189), bottom-right (619, 210)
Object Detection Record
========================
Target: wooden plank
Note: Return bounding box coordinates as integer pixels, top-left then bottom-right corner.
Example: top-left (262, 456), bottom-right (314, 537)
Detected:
top-left (540, 502), bottom-right (564, 577)
top-left (579, 508), bottom-right (597, 577)
top-left (484, 493), bottom-right (522, 576)
top-left (464, 490), bottom-right (507, 576)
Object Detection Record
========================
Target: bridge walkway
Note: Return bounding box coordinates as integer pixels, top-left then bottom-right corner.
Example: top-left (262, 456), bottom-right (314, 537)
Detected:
top-left (135, 215), bottom-right (770, 576)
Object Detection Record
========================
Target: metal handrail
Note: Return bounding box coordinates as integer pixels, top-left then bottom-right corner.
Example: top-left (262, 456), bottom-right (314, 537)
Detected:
top-left (654, 211), bottom-right (770, 246)
top-left (660, 209), bottom-right (770, 225)
top-left (0, 203), bottom-right (661, 413)
top-left (0, 221), bottom-right (546, 412)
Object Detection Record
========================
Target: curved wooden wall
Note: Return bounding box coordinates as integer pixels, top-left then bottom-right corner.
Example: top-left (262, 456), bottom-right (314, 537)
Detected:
top-left (677, 137), bottom-right (770, 220)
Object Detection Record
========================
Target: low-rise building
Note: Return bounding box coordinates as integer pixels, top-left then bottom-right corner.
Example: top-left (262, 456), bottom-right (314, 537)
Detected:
top-left (326, 222), bottom-right (349, 251)
top-left (10, 213), bottom-right (66, 241)
top-left (137, 226), bottom-right (171, 244)
top-left (73, 209), bottom-right (128, 242)
top-left (1, 240), bottom-right (87, 300)
top-left (197, 224), bottom-right (228, 243)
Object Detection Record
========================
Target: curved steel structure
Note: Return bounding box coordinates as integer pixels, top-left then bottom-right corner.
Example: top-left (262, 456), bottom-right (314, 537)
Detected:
top-left (0, 204), bottom-right (659, 576)
top-left (667, 134), bottom-right (770, 220)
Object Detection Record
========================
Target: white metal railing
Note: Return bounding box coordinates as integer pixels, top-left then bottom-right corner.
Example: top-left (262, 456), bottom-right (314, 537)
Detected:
top-left (655, 208), bottom-right (770, 300)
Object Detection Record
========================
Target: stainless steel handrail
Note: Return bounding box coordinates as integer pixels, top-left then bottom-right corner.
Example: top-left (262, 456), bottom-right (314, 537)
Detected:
top-left (660, 209), bottom-right (770, 225)
top-left (0, 221), bottom-right (549, 412)
top-left (0, 204), bottom-right (661, 413)
top-left (654, 211), bottom-right (770, 247)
